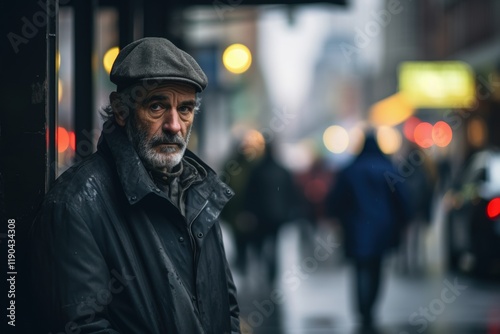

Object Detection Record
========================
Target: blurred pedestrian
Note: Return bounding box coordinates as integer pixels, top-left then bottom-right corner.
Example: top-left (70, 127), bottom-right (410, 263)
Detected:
top-left (243, 141), bottom-right (301, 284)
top-left (295, 156), bottom-right (336, 261)
top-left (295, 156), bottom-right (334, 225)
top-left (326, 132), bottom-right (410, 332)
top-left (220, 131), bottom-right (264, 274)
top-left (398, 141), bottom-right (436, 275)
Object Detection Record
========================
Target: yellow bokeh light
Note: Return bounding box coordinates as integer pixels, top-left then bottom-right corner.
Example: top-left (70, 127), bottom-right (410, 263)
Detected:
top-left (323, 125), bottom-right (349, 154)
top-left (348, 125), bottom-right (366, 155)
top-left (223, 44), bottom-right (252, 74)
top-left (376, 126), bottom-right (402, 155)
top-left (103, 46), bottom-right (120, 74)
top-left (369, 92), bottom-right (414, 127)
top-left (468, 117), bottom-right (487, 148)
top-left (57, 52), bottom-right (61, 71)
top-left (58, 79), bottom-right (63, 103)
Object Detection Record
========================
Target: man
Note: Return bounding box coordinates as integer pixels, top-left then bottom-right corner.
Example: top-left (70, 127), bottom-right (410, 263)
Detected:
top-left (241, 141), bottom-right (300, 284)
top-left (326, 132), bottom-right (410, 333)
top-left (31, 37), bottom-right (240, 334)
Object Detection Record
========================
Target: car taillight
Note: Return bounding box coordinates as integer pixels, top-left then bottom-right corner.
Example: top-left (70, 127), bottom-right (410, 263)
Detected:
top-left (486, 198), bottom-right (500, 219)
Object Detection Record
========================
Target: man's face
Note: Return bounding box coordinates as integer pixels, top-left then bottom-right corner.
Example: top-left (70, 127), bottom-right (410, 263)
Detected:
top-left (125, 83), bottom-right (197, 171)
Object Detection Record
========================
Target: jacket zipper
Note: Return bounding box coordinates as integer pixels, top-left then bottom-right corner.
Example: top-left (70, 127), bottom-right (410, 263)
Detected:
top-left (187, 199), bottom-right (209, 262)
top-left (186, 199), bottom-right (209, 310)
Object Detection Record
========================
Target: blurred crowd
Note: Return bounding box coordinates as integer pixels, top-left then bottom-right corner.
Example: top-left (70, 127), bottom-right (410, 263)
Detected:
top-left (220, 127), bottom-right (441, 333)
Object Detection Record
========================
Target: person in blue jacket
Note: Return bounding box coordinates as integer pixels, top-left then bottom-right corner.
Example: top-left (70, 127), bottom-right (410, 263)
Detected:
top-left (326, 131), bottom-right (411, 332)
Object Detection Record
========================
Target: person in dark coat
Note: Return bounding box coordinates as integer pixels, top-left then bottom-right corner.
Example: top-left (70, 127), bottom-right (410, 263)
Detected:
top-left (399, 141), bottom-right (436, 275)
top-left (220, 136), bottom-right (262, 275)
top-left (326, 132), bottom-right (410, 332)
top-left (30, 37), bottom-right (240, 334)
top-left (242, 142), bottom-right (300, 284)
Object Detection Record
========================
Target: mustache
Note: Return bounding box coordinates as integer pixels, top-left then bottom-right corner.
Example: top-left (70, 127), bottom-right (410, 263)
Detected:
top-left (149, 133), bottom-right (186, 147)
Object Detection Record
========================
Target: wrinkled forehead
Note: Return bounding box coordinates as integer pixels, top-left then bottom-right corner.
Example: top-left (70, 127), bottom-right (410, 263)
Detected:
top-left (145, 82), bottom-right (196, 99)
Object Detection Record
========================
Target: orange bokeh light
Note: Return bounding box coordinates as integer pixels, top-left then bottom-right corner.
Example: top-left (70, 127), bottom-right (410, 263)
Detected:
top-left (414, 122), bottom-right (433, 148)
top-left (57, 127), bottom-right (69, 153)
top-left (432, 121), bottom-right (453, 147)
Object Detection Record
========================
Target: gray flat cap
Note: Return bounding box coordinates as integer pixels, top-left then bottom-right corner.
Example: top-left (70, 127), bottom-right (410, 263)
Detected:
top-left (110, 37), bottom-right (208, 92)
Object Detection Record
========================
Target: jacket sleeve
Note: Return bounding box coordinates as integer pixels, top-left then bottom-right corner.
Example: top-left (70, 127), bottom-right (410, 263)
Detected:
top-left (215, 222), bottom-right (241, 333)
top-left (227, 261), bottom-right (241, 334)
top-left (31, 200), bottom-right (121, 334)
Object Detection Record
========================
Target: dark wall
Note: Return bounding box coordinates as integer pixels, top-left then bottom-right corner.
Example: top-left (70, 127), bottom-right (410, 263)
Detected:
top-left (1, 1), bottom-right (55, 333)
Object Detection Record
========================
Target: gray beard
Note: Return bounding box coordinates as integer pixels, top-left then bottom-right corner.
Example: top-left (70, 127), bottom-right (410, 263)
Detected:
top-left (126, 116), bottom-right (191, 173)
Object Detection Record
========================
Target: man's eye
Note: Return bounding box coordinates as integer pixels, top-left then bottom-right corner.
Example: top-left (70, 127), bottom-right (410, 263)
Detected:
top-left (150, 103), bottom-right (164, 112)
top-left (178, 106), bottom-right (193, 114)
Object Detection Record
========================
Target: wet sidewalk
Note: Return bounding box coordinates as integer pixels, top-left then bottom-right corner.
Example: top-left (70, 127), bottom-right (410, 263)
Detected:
top-left (223, 222), bottom-right (500, 334)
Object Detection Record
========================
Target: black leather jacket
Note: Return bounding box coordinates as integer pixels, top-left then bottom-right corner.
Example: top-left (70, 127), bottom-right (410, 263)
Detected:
top-left (31, 121), bottom-right (240, 334)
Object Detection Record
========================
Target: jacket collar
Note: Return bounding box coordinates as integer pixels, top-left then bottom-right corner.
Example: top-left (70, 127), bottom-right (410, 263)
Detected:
top-left (97, 121), bottom-right (234, 207)
top-left (98, 121), bottom-right (158, 205)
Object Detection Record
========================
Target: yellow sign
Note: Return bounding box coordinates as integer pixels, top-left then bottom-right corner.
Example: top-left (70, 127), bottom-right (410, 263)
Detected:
top-left (399, 61), bottom-right (475, 108)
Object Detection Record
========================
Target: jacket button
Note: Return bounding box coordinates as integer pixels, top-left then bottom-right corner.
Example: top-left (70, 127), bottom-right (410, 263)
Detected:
top-left (225, 189), bottom-right (231, 195)
top-left (197, 232), bottom-right (203, 238)
top-left (178, 236), bottom-right (184, 242)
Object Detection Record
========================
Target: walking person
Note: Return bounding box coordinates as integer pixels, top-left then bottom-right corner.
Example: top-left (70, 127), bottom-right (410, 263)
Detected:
top-left (220, 136), bottom-right (262, 275)
top-left (243, 142), bottom-right (301, 285)
top-left (399, 141), bottom-right (436, 275)
top-left (326, 132), bottom-right (410, 333)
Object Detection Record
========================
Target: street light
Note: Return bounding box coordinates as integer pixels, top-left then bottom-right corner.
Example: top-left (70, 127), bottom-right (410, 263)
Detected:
top-left (222, 43), bottom-right (252, 74)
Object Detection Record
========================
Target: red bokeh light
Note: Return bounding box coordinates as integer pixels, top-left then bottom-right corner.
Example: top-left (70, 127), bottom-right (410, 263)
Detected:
top-left (432, 121), bottom-right (453, 147)
top-left (69, 131), bottom-right (76, 151)
top-left (403, 116), bottom-right (421, 142)
top-left (414, 122), bottom-right (433, 148)
top-left (57, 127), bottom-right (69, 153)
top-left (487, 198), bottom-right (500, 220)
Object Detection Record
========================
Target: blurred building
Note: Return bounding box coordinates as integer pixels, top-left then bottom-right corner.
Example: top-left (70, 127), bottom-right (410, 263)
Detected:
top-left (373, 0), bottom-right (500, 177)
top-left (420, 0), bottom-right (500, 158)
top-left (371, 0), bottom-right (420, 103)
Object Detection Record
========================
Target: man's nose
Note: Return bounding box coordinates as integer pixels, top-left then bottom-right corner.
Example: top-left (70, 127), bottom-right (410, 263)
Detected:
top-left (162, 109), bottom-right (181, 134)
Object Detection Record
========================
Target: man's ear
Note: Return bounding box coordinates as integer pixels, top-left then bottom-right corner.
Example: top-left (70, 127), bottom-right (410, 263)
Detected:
top-left (110, 91), bottom-right (128, 127)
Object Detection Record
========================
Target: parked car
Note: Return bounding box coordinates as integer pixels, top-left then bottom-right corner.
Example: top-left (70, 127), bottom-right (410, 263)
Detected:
top-left (444, 148), bottom-right (500, 275)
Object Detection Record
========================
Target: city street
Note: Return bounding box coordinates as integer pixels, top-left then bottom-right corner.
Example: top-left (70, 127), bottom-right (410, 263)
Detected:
top-left (224, 204), bottom-right (500, 334)
top-left (3, 1), bottom-right (500, 334)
